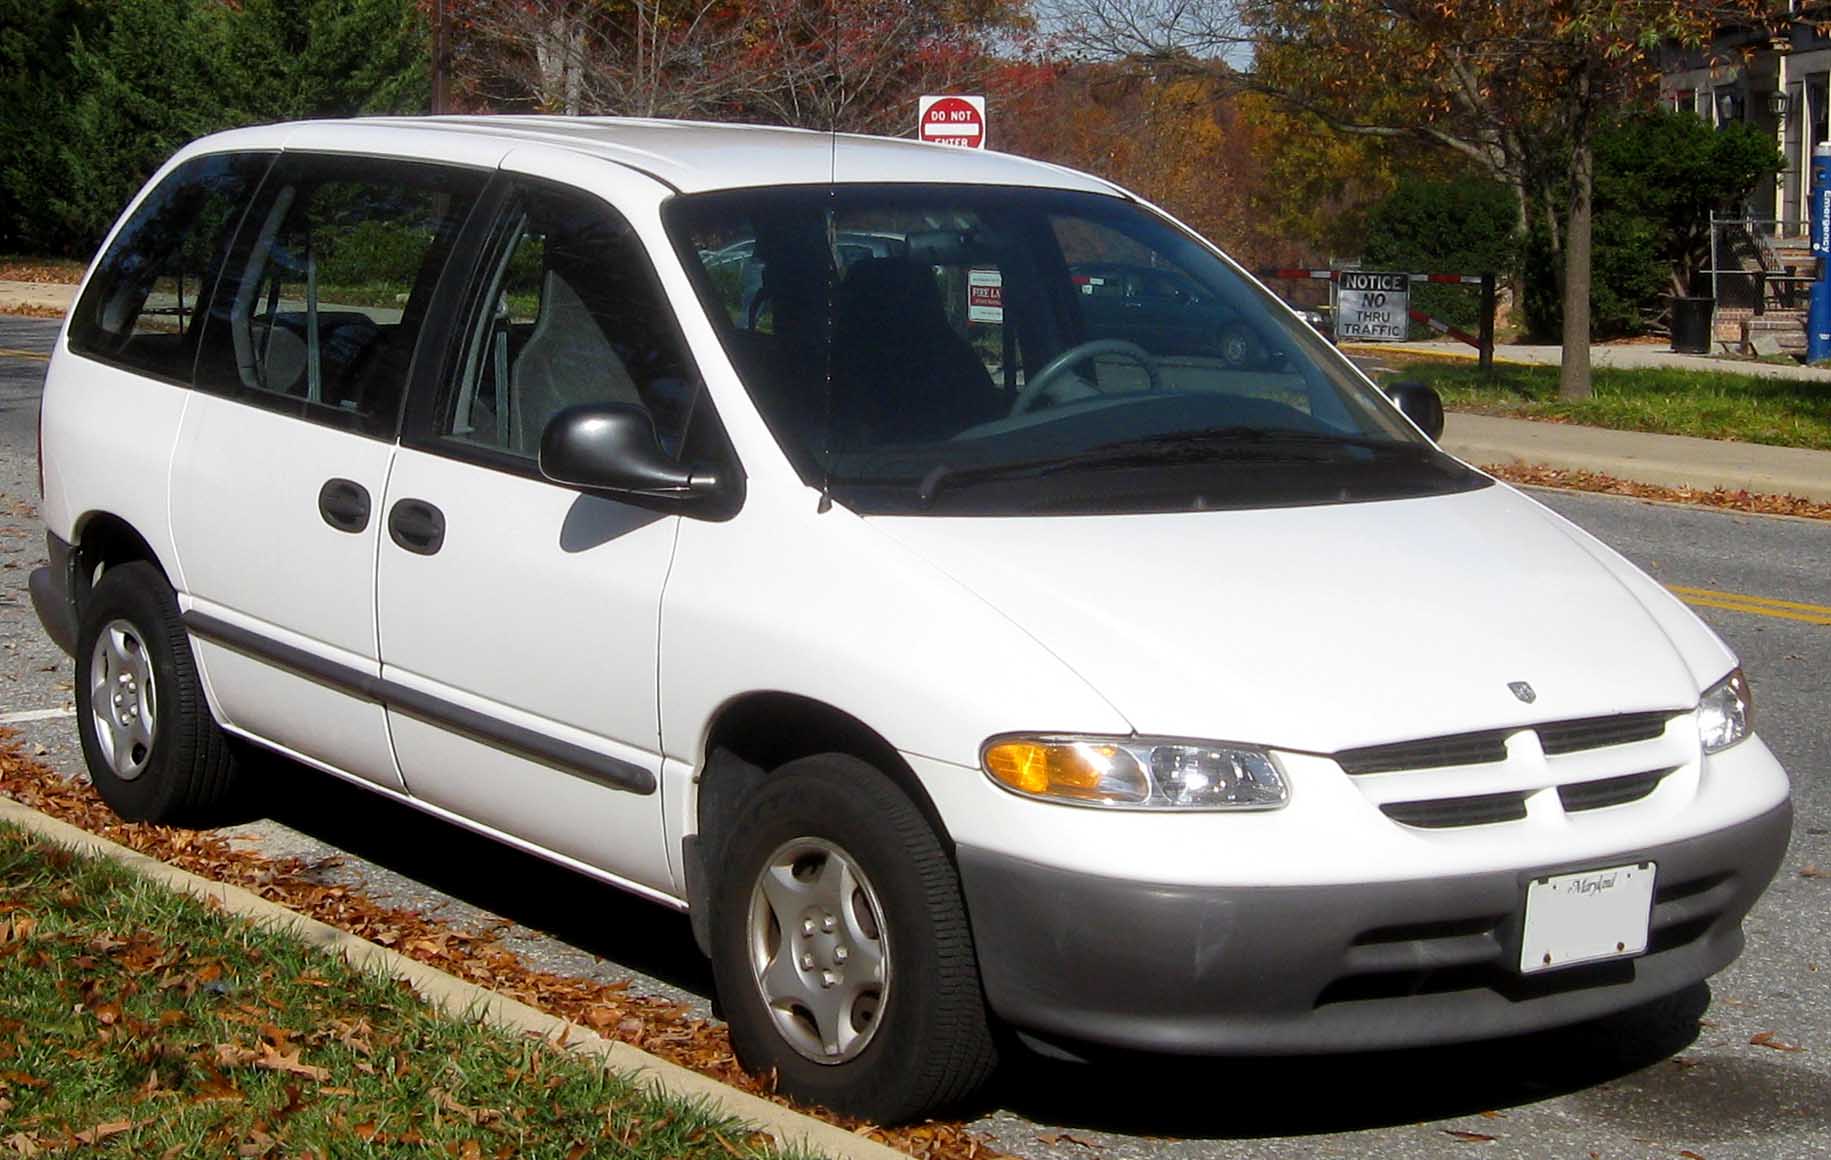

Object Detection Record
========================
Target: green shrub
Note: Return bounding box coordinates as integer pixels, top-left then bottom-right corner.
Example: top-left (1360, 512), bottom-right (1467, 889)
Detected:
top-left (1362, 176), bottom-right (1517, 330)
top-left (1521, 108), bottom-right (1780, 339)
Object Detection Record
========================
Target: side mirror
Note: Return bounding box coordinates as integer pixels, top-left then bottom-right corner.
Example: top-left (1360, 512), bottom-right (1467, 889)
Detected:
top-left (1386, 380), bottom-right (1445, 440)
top-left (539, 403), bottom-right (725, 503)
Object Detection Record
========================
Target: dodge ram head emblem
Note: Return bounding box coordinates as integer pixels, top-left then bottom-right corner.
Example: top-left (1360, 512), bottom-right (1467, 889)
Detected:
top-left (1509, 681), bottom-right (1537, 704)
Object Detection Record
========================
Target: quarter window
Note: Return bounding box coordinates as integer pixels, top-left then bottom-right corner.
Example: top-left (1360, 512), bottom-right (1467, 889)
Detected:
top-left (195, 158), bottom-right (485, 435)
top-left (68, 152), bottom-right (271, 382)
top-left (441, 185), bottom-right (701, 461)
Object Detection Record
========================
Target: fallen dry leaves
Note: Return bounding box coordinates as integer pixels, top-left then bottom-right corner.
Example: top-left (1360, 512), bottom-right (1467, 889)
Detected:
top-left (1748, 1030), bottom-right (1805, 1053)
top-left (1483, 463), bottom-right (1831, 520)
top-left (68, 1119), bottom-right (146, 1146)
top-left (0, 262), bottom-right (82, 285)
top-left (0, 733), bottom-right (996, 1159)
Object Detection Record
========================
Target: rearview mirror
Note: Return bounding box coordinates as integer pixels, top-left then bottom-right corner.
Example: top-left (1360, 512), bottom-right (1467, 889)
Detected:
top-left (1385, 380), bottom-right (1445, 440)
top-left (539, 403), bottom-right (726, 505)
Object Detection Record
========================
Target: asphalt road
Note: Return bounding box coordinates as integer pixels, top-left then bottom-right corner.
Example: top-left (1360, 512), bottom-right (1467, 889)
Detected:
top-left (2, 316), bottom-right (1826, 1159)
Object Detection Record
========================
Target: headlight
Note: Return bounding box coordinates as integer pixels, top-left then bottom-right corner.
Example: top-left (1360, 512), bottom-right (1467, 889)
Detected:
top-left (981, 735), bottom-right (1288, 810)
top-left (1698, 668), bottom-right (1753, 753)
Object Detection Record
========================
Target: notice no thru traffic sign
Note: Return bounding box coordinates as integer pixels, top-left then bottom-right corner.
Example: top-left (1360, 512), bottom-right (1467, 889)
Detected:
top-left (1336, 271), bottom-right (1409, 340)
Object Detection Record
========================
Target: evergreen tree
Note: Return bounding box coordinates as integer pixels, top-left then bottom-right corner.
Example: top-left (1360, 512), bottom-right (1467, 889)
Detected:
top-left (0, 0), bottom-right (429, 257)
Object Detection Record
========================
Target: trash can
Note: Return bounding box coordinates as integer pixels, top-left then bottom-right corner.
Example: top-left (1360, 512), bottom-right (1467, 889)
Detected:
top-left (1670, 296), bottom-right (1714, 354)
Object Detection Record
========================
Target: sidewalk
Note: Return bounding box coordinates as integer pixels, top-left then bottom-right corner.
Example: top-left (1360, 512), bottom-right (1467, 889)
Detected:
top-left (1347, 339), bottom-right (1831, 383)
top-left (0, 279), bottom-right (75, 313)
top-left (1442, 412), bottom-right (1831, 502)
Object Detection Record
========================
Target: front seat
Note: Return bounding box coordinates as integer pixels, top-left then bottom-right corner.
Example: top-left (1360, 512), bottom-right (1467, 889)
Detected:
top-left (509, 245), bottom-right (644, 455)
top-left (831, 259), bottom-right (1003, 445)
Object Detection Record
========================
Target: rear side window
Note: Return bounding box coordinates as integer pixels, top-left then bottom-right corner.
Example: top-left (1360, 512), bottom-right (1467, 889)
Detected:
top-left (68, 152), bottom-right (271, 382)
top-left (195, 156), bottom-right (486, 437)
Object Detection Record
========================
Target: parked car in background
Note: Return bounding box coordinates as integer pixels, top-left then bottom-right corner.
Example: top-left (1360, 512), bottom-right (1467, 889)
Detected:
top-left (1293, 303), bottom-right (1334, 341)
top-left (32, 117), bottom-right (1791, 1126)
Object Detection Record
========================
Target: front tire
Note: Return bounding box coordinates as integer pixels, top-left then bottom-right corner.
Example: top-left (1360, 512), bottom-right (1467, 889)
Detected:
top-left (74, 561), bottom-right (241, 824)
top-left (709, 755), bottom-right (997, 1122)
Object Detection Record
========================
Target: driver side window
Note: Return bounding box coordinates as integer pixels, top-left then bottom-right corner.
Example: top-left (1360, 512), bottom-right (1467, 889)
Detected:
top-left (442, 185), bottom-right (700, 461)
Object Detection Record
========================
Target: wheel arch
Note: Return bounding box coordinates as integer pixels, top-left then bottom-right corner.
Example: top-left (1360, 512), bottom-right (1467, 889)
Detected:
top-left (70, 510), bottom-right (176, 611)
top-left (683, 690), bottom-right (956, 956)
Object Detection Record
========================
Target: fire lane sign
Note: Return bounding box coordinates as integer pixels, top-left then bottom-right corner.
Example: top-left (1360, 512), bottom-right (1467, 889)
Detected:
top-left (967, 268), bottom-right (1004, 323)
top-left (919, 95), bottom-right (986, 149)
top-left (1336, 271), bottom-right (1410, 341)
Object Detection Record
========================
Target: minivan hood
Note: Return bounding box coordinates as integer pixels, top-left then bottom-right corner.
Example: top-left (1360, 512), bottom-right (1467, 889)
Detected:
top-left (870, 485), bottom-right (1708, 754)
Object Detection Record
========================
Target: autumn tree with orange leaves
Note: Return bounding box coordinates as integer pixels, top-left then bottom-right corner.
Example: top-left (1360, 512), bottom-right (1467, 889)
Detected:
top-left (1049, 1), bottom-right (1781, 399)
top-left (432, 1), bottom-right (1029, 134)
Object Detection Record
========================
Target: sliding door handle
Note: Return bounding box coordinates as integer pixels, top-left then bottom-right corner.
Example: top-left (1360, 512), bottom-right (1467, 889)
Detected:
top-left (317, 478), bottom-right (371, 533)
top-left (387, 498), bottom-right (446, 555)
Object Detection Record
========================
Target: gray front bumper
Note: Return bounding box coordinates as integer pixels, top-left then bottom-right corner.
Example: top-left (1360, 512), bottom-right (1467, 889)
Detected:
top-left (958, 800), bottom-right (1791, 1056)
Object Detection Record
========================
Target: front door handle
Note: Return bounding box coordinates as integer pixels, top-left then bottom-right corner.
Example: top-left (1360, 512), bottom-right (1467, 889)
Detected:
top-left (387, 498), bottom-right (446, 555)
top-left (317, 478), bottom-right (371, 533)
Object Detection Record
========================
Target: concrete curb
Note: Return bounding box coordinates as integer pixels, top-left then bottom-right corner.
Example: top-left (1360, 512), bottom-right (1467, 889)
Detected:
top-left (0, 795), bottom-right (906, 1160)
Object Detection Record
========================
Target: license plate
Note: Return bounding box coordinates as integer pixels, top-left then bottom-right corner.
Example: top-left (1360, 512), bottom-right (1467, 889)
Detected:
top-left (1519, 862), bottom-right (1656, 974)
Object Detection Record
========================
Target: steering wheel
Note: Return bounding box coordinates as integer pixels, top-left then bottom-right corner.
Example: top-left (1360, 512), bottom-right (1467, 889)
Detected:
top-left (1012, 339), bottom-right (1162, 415)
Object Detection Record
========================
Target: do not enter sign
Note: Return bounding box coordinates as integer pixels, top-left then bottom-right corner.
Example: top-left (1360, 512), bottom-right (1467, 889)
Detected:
top-left (919, 95), bottom-right (986, 149)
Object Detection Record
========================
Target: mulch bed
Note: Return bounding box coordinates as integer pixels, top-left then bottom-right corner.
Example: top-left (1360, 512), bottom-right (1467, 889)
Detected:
top-left (0, 733), bottom-right (1000, 1159)
top-left (1483, 463), bottom-right (1831, 520)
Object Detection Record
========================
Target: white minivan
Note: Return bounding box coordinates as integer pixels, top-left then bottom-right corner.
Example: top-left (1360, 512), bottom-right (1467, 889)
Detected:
top-left (31, 117), bottom-right (1791, 1123)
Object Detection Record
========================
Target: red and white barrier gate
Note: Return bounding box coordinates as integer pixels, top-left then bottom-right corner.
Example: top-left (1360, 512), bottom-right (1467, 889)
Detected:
top-left (1255, 267), bottom-right (1499, 371)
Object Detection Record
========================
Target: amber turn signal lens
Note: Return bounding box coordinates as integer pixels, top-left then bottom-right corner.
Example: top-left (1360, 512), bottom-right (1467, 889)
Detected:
top-left (982, 739), bottom-right (1149, 803)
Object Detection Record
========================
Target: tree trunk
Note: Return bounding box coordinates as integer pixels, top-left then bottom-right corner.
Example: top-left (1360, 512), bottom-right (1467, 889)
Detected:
top-left (1558, 68), bottom-right (1595, 401)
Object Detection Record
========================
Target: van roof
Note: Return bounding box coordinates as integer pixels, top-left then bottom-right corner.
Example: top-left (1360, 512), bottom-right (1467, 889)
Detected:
top-left (193, 116), bottom-right (1126, 198)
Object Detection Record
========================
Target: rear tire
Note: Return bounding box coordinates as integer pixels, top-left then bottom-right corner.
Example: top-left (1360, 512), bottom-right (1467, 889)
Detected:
top-left (709, 754), bottom-right (997, 1122)
top-left (74, 561), bottom-right (241, 825)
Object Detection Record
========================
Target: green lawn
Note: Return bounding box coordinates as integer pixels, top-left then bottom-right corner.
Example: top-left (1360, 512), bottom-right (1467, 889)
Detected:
top-left (0, 824), bottom-right (806, 1159)
top-left (1371, 357), bottom-right (1831, 451)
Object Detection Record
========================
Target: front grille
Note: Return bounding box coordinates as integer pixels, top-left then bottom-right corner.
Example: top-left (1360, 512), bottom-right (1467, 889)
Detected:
top-left (1380, 792), bottom-right (1529, 829)
top-left (1339, 708), bottom-right (1687, 831)
top-left (1539, 711), bottom-right (1674, 755)
top-left (1336, 731), bottom-right (1510, 775)
top-left (1335, 710), bottom-right (1681, 776)
top-left (1558, 768), bottom-right (1672, 812)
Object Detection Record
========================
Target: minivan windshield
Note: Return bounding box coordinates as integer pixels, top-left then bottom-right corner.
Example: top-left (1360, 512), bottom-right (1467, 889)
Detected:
top-left (665, 185), bottom-right (1487, 515)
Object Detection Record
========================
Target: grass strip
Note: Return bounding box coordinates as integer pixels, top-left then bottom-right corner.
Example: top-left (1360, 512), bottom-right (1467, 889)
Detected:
top-left (0, 742), bottom-right (984, 1159)
top-left (0, 821), bottom-right (810, 1159)
top-left (1369, 357), bottom-right (1831, 451)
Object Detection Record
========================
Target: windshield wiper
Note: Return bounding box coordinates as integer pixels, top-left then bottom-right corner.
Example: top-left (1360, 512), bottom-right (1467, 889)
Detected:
top-left (913, 427), bottom-right (1418, 506)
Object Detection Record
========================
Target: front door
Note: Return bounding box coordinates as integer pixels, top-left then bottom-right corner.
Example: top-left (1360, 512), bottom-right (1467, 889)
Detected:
top-left (378, 166), bottom-right (700, 895)
top-left (171, 155), bottom-right (486, 789)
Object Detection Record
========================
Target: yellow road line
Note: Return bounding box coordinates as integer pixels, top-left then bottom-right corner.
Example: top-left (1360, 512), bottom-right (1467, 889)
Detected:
top-left (1669, 585), bottom-right (1831, 625)
top-left (0, 346), bottom-right (49, 362)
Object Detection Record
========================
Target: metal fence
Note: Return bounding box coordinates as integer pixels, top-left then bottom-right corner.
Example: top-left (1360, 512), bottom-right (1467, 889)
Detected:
top-left (1707, 214), bottom-right (1814, 318)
